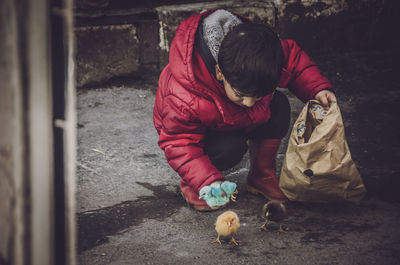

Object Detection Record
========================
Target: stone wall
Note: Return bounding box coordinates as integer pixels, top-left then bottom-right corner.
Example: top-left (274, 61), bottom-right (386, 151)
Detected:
top-left (275, 0), bottom-right (395, 53)
top-left (75, 8), bottom-right (160, 87)
top-left (74, 0), bottom-right (397, 87)
top-left (75, 24), bottom-right (140, 87)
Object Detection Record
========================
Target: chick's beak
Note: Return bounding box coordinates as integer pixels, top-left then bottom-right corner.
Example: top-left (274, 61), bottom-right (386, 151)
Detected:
top-left (227, 222), bottom-right (231, 227)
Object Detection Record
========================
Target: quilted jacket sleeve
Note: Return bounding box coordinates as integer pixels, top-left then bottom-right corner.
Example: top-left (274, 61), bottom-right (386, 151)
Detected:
top-left (157, 94), bottom-right (225, 193)
top-left (282, 39), bottom-right (333, 102)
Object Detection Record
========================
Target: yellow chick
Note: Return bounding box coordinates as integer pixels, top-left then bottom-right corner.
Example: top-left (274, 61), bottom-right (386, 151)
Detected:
top-left (213, 210), bottom-right (240, 245)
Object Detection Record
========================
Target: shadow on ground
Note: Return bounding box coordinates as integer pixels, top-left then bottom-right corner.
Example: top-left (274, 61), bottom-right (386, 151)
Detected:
top-left (77, 182), bottom-right (184, 252)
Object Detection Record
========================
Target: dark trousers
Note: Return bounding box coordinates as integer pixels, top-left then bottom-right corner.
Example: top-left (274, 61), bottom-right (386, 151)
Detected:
top-left (203, 90), bottom-right (291, 171)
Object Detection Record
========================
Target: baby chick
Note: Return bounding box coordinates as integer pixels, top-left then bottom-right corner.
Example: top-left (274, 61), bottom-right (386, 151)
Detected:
top-left (213, 211), bottom-right (240, 245)
top-left (221, 181), bottom-right (238, 202)
top-left (199, 186), bottom-right (212, 201)
top-left (260, 201), bottom-right (287, 232)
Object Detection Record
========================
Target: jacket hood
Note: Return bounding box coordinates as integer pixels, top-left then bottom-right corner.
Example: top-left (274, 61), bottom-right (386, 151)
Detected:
top-left (168, 9), bottom-right (226, 100)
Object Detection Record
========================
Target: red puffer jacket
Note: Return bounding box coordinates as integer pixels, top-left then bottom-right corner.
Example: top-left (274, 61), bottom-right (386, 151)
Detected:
top-left (153, 10), bottom-right (332, 193)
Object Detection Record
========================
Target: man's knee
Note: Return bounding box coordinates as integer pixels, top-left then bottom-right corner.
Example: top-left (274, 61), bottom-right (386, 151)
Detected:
top-left (270, 91), bottom-right (291, 138)
top-left (204, 131), bottom-right (248, 171)
top-left (248, 90), bottom-right (291, 140)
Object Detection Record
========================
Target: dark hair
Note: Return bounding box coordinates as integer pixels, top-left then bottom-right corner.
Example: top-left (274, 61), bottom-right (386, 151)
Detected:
top-left (218, 23), bottom-right (283, 97)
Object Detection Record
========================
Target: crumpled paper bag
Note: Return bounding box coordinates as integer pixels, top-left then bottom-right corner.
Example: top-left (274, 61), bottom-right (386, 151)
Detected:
top-left (279, 100), bottom-right (366, 203)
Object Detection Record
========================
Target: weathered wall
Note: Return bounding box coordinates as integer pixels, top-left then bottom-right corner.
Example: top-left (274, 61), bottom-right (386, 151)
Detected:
top-left (75, 24), bottom-right (140, 87)
top-left (275, 0), bottom-right (397, 53)
top-left (74, 0), bottom-right (398, 87)
top-left (75, 9), bottom-right (159, 87)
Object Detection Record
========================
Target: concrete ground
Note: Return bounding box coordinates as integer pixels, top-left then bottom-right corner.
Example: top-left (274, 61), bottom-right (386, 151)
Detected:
top-left (76, 48), bottom-right (400, 265)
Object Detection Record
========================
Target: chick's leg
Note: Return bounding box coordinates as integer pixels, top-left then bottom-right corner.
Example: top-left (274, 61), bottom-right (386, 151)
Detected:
top-left (259, 222), bottom-right (269, 231)
top-left (230, 189), bottom-right (239, 202)
top-left (230, 236), bottom-right (239, 245)
top-left (277, 224), bottom-right (285, 233)
top-left (212, 234), bottom-right (223, 245)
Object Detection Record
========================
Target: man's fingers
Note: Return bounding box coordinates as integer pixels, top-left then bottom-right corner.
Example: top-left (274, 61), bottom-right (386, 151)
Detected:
top-left (319, 94), bottom-right (329, 109)
top-left (315, 90), bottom-right (337, 109)
top-left (328, 93), bottom-right (337, 103)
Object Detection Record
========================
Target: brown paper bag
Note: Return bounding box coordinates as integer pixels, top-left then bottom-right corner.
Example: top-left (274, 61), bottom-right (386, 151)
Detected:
top-left (279, 100), bottom-right (366, 203)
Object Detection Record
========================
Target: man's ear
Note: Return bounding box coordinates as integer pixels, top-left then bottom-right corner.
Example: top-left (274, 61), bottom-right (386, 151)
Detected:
top-left (215, 64), bottom-right (224, 81)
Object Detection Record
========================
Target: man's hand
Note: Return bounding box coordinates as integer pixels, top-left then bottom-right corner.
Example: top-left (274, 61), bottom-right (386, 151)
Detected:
top-left (314, 90), bottom-right (337, 109)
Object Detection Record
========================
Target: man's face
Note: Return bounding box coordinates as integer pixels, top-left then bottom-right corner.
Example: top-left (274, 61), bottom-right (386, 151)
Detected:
top-left (216, 64), bottom-right (263, 108)
top-left (222, 79), bottom-right (263, 108)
